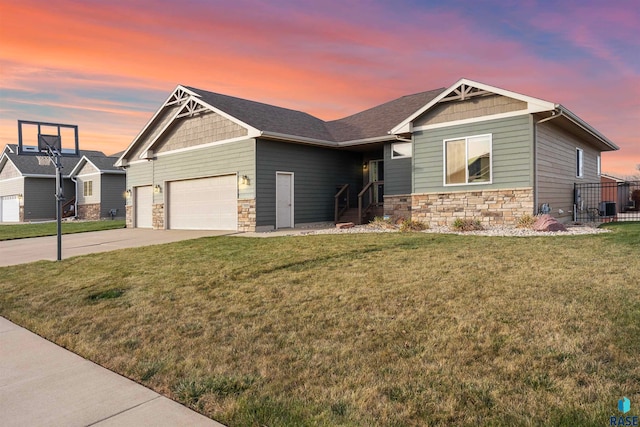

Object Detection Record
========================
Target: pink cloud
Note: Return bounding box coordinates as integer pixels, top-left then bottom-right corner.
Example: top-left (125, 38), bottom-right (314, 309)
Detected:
top-left (0, 0), bottom-right (638, 176)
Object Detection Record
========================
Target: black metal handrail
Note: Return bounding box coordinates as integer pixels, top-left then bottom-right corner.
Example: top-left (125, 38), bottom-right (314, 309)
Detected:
top-left (358, 180), bottom-right (383, 225)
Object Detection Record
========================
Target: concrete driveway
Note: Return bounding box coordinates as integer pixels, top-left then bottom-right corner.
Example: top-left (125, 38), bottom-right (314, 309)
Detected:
top-left (0, 228), bottom-right (233, 267)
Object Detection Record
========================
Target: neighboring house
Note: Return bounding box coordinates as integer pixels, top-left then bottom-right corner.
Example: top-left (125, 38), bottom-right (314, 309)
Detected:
top-left (115, 78), bottom-right (618, 231)
top-left (69, 155), bottom-right (126, 220)
top-left (0, 144), bottom-right (123, 222)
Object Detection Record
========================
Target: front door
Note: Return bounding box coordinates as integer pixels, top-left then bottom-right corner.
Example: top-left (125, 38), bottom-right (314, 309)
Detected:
top-left (369, 160), bottom-right (384, 204)
top-left (276, 172), bottom-right (294, 229)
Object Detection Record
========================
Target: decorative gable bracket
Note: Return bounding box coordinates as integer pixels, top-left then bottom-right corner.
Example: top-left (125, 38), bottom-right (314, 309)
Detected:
top-left (176, 98), bottom-right (210, 118)
top-left (165, 87), bottom-right (192, 106)
top-left (440, 84), bottom-right (491, 102)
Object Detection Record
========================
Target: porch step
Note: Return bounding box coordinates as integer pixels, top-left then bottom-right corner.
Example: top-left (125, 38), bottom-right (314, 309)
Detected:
top-left (337, 206), bottom-right (385, 225)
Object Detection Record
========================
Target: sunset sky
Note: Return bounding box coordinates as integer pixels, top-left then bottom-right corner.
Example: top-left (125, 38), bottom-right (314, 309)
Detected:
top-left (1, 0), bottom-right (638, 176)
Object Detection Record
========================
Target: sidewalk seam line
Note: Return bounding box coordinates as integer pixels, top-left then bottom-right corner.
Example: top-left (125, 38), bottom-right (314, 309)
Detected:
top-left (84, 395), bottom-right (162, 426)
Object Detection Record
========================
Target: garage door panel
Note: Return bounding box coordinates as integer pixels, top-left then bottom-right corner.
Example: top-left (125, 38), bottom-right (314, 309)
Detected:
top-left (1, 196), bottom-right (20, 223)
top-left (168, 175), bottom-right (237, 230)
top-left (135, 186), bottom-right (153, 228)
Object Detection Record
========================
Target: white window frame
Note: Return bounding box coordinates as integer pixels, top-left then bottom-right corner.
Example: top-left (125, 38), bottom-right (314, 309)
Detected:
top-left (443, 134), bottom-right (493, 186)
top-left (391, 141), bottom-right (412, 159)
top-left (576, 148), bottom-right (584, 178)
top-left (83, 180), bottom-right (93, 197)
top-left (597, 155), bottom-right (601, 176)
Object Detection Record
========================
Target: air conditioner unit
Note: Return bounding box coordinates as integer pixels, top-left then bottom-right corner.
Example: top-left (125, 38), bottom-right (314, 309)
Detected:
top-left (599, 201), bottom-right (616, 217)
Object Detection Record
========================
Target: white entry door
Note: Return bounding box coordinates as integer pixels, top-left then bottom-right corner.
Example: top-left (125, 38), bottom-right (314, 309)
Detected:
top-left (276, 172), bottom-right (294, 229)
top-left (1, 195), bottom-right (20, 222)
top-left (135, 186), bottom-right (153, 228)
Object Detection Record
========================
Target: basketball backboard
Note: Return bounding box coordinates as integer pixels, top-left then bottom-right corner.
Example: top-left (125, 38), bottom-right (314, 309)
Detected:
top-left (18, 120), bottom-right (79, 156)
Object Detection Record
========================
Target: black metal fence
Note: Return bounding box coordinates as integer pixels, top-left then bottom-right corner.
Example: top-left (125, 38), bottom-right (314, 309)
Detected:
top-left (574, 180), bottom-right (640, 223)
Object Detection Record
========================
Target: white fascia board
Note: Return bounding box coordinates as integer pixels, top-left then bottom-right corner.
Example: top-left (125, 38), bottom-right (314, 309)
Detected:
top-left (68, 155), bottom-right (89, 177)
top-left (22, 173), bottom-right (57, 178)
top-left (139, 95), bottom-right (261, 160)
top-left (0, 155), bottom-right (22, 177)
top-left (115, 85), bottom-right (200, 167)
top-left (336, 135), bottom-right (395, 147)
top-left (0, 175), bottom-right (25, 183)
top-left (390, 78), bottom-right (556, 135)
top-left (557, 105), bottom-right (619, 151)
top-left (259, 131), bottom-right (338, 147)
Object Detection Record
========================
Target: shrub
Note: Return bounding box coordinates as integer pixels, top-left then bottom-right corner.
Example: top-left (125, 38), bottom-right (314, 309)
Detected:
top-left (369, 216), bottom-right (401, 230)
top-left (451, 218), bottom-right (484, 232)
top-left (516, 214), bottom-right (537, 229)
top-left (399, 219), bottom-right (428, 232)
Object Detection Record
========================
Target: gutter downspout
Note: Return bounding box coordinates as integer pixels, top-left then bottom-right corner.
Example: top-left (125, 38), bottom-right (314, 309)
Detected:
top-left (534, 108), bottom-right (563, 216)
top-left (70, 175), bottom-right (79, 219)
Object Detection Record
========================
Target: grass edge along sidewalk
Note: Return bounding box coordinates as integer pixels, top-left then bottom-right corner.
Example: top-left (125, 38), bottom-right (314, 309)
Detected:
top-left (0, 220), bottom-right (125, 241)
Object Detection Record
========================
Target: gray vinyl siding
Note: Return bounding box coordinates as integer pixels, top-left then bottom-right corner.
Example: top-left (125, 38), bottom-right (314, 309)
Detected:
top-left (100, 174), bottom-right (126, 218)
top-left (255, 139), bottom-right (361, 226)
top-left (22, 178), bottom-right (74, 220)
top-left (413, 115), bottom-right (533, 193)
top-left (536, 121), bottom-right (600, 221)
top-left (384, 143), bottom-right (411, 195)
top-left (126, 139), bottom-right (255, 206)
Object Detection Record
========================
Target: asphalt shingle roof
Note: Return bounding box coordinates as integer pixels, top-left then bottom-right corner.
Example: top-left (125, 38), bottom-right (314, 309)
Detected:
top-left (184, 86), bottom-right (444, 143)
top-left (83, 155), bottom-right (122, 172)
top-left (2, 145), bottom-right (110, 176)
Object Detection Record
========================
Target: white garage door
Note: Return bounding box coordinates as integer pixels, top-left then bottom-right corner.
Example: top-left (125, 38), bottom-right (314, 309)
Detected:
top-left (167, 175), bottom-right (237, 230)
top-left (1, 195), bottom-right (20, 223)
top-left (135, 186), bottom-right (153, 228)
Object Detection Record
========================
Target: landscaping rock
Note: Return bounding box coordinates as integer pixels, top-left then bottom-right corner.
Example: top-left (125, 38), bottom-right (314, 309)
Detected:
top-left (532, 214), bottom-right (567, 232)
top-left (336, 222), bottom-right (355, 229)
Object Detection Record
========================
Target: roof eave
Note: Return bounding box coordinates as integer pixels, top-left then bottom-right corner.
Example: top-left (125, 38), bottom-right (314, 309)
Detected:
top-left (259, 131), bottom-right (338, 147)
top-left (389, 78), bottom-right (557, 135)
top-left (557, 105), bottom-right (619, 151)
top-left (115, 84), bottom-right (200, 167)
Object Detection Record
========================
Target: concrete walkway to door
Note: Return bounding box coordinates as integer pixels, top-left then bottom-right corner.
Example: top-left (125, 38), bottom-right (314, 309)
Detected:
top-left (0, 228), bottom-right (232, 267)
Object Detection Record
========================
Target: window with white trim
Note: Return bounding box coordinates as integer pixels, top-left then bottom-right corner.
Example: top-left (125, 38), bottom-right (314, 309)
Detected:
top-left (444, 134), bottom-right (492, 185)
top-left (83, 180), bottom-right (93, 197)
top-left (576, 148), bottom-right (584, 178)
top-left (391, 142), bottom-right (412, 159)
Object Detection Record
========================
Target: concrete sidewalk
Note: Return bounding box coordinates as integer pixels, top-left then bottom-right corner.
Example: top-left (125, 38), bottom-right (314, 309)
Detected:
top-left (0, 228), bottom-right (233, 267)
top-left (0, 317), bottom-right (225, 427)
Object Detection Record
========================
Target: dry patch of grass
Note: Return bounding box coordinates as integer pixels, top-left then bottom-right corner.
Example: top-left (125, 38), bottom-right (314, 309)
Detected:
top-left (1, 223), bottom-right (639, 426)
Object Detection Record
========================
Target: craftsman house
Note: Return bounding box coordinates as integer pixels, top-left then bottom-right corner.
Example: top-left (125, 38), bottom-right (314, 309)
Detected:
top-left (0, 145), bottom-right (125, 222)
top-left (115, 78), bottom-right (618, 231)
top-left (69, 155), bottom-right (126, 220)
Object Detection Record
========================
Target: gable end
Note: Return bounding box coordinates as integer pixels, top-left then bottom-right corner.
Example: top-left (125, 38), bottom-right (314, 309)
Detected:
top-left (414, 94), bottom-right (528, 127)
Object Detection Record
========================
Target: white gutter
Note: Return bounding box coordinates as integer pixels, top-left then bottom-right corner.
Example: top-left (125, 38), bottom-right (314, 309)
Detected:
top-left (555, 105), bottom-right (619, 151)
top-left (70, 175), bottom-right (78, 219)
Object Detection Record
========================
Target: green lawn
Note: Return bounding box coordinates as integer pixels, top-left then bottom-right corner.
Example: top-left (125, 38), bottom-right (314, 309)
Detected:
top-left (0, 220), bottom-right (125, 241)
top-left (1, 223), bottom-right (639, 426)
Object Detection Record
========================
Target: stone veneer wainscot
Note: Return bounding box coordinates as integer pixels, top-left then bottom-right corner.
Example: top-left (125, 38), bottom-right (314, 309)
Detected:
top-left (385, 188), bottom-right (534, 227)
